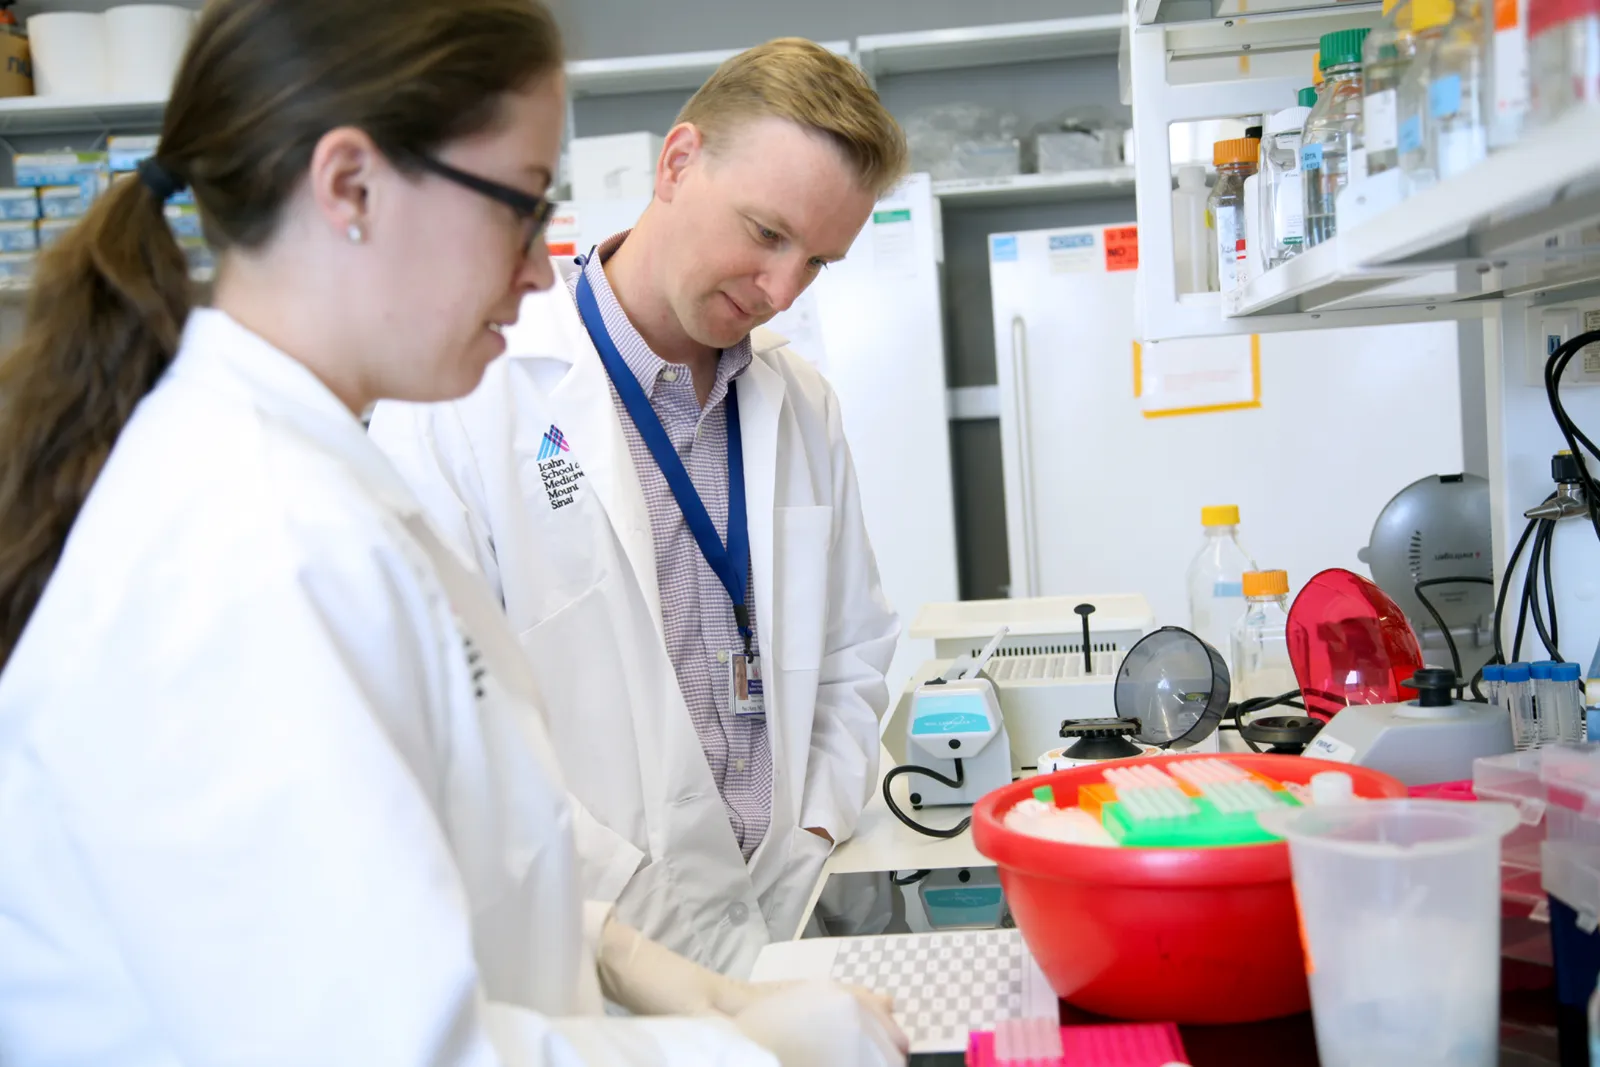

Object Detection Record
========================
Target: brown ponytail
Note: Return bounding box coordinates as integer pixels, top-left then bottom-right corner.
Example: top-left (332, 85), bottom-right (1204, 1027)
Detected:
top-left (0, 0), bottom-right (564, 667)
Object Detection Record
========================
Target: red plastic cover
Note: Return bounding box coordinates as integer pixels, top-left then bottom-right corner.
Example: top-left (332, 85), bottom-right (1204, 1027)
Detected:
top-left (1287, 568), bottom-right (1423, 721)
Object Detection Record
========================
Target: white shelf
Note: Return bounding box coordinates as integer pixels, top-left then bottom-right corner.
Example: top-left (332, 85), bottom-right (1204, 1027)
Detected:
top-left (857, 15), bottom-right (1124, 76)
top-left (0, 93), bottom-right (166, 135)
top-left (1224, 107), bottom-right (1600, 321)
top-left (17, 0), bottom-right (201, 13)
top-left (932, 167), bottom-right (1135, 207)
top-left (567, 41), bottom-right (852, 99)
top-left (1135, 0), bottom-right (1375, 29)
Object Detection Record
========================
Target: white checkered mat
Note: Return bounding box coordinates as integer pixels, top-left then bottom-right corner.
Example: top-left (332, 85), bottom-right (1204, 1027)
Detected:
top-left (829, 929), bottom-right (1054, 1051)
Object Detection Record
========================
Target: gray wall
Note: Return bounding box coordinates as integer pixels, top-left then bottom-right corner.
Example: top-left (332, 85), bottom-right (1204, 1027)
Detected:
top-left (560, 4), bottom-right (1129, 600)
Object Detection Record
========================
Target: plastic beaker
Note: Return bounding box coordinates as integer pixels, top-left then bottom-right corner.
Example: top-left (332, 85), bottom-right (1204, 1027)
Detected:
top-left (1258, 800), bottom-right (1518, 1067)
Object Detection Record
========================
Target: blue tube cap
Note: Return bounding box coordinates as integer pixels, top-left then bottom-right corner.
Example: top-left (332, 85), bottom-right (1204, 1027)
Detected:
top-left (1533, 661), bottom-right (1557, 680)
top-left (1504, 663), bottom-right (1532, 682)
top-left (1556, 663), bottom-right (1582, 682)
top-left (1482, 664), bottom-right (1505, 682)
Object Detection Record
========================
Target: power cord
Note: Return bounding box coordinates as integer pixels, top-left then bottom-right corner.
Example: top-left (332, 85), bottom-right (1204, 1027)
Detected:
top-left (1226, 690), bottom-right (1306, 752)
top-left (1413, 576), bottom-right (1496, 687)
top-left (882, 759), bottom-right (971, 839)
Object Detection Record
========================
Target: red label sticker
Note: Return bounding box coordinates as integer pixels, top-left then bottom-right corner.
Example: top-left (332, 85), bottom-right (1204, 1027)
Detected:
top-left (1104, 226), bottom-right (1139, 272)
top-left (548, 241), bottom-right (578, 257)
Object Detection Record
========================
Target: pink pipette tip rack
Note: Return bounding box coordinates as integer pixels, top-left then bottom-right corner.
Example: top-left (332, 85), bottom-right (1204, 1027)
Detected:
top-left (966, 1019), bottom-right (1189, 1066)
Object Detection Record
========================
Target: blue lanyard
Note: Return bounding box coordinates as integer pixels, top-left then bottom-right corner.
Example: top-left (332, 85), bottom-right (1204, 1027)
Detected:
top-left (574, 267), bottom-right (753, 656)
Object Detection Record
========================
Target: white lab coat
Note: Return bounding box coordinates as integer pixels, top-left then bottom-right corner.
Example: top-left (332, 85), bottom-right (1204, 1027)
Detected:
top-left (0, 310), bottom-right (775, 1067)
top-left (368, 270), bottom-right (899, 978)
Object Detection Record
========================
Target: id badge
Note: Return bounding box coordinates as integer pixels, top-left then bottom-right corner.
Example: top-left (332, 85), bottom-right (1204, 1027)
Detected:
top-left (730, 652), bottom-right (765, 717)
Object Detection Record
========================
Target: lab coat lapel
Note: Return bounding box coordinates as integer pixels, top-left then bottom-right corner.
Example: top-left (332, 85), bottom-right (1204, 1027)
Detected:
top-left (539, 291), bottom-right (665, 639)
top-left (738, 349), bottom-right (784, 679)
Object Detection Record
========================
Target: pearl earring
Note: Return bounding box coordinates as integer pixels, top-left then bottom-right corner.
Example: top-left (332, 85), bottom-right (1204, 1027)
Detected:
top-left (347, 223), bottom-right (365, 245)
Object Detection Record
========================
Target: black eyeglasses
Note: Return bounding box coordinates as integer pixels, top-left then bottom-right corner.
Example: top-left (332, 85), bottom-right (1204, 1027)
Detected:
top-left (413, 154), bottom-right (556, 257)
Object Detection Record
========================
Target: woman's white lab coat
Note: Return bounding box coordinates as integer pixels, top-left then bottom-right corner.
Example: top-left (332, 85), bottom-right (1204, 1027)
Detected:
top-left (0, 310), bottom-right (774, 1066)
top-left (367, 270), bottom-right (899, 979)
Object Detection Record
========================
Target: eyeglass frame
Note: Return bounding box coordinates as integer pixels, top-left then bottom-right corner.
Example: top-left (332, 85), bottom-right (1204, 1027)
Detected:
top-left (411, 154), bottom-right (557, 258)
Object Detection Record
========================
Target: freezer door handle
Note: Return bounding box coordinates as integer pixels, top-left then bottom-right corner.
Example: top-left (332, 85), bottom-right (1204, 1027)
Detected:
top-left (1010, 315), bottom-right (1039, 599)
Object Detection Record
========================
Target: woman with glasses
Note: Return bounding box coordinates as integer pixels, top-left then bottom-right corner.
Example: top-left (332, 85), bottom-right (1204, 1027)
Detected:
top-left (0, 2), bottom-right (904, 1064)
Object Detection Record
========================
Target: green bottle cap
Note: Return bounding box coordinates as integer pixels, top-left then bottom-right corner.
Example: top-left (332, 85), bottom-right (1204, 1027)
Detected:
top-left (1298, 86), bottom-right (1318, 108)
top-left (1318, 27), bottom-right (1370, 69)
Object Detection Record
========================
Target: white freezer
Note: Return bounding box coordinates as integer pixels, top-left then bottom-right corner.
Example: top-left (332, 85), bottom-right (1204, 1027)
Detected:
top-left (990, 222), bottom-right (1466, 630)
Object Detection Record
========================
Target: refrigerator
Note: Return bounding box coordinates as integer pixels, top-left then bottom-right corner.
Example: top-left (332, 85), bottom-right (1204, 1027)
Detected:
top-left (546, 179), bottom-right (960, 694)
top-left (989, 222), bottom-right (1466, 630)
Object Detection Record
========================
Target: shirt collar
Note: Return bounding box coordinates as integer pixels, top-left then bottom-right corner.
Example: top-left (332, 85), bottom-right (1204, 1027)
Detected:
top-left (572, 230), bottom-right (754, 401)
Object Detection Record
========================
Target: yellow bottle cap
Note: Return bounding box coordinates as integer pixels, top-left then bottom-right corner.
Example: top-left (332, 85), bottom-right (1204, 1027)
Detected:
top-left (1201, 505), bottom-right (1241, 527)
top-left (1410, 0), bottom-right (1455, 31)
top-left (1243, 570), bottom-right (1290, 597)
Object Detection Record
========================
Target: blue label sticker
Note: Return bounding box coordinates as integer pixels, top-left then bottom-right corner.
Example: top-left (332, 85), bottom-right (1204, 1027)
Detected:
top-left (990, 234), bottom-right (1019, 262)
top-left (912, 712), bottom-right (993, 735)
top-left (1300, 143), bottom-right (1324, 171)
top-left (1213, 580), bottom-right (1245, 598)
top-left (1429, 74), bottom-right (1463, 119)
top-left (1048, 233), bottom-right (1095, 250)
top-left (1399, 115), bottom-right (1424, 154)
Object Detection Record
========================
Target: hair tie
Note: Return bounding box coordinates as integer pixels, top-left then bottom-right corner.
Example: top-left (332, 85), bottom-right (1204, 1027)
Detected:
top-left (137, 156), bottom-right (188, 204)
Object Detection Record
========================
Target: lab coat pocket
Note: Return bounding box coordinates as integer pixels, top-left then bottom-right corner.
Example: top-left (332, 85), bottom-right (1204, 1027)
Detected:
top-left (774, 505), bottom-right (832, 672)
top-left (765, 824), bottom-right (833, 941)
top-left (517, 582), bottom-right (647, 850)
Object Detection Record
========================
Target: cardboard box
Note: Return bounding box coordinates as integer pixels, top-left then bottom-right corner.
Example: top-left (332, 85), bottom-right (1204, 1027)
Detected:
top-left (0, 188), bottom-right (38, 221)
top-left (14, 153), bottom-right (109, 198)
top-left (0, 250), bottom-right (35, 289)
top-left (37, 218), bottom-right (74, 248)
top-left (39, 184), bottom-right (93, 219)
top-left (0, 220), bottom-right (37, 252)
top-left (0, 28), bottom-right (33, 99)
top-left (570, 132), bottom-right (663, 201)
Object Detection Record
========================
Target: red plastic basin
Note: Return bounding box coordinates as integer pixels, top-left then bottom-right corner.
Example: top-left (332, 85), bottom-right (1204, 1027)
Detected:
top-left (972, 753), bottom-right (1407, 1024)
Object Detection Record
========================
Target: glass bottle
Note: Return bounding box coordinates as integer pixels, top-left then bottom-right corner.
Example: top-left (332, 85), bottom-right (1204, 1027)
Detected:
top-left (1365, 0), bottom-right (1418, 174)
top-left (1186, 505), bottom-right (1258, 671)
top-left (1232, 570), bottom-right (1295, 703)
top-left (1396, 0), bottom-right (1455, 185)
top-left (1206, 137), bottom-right (1258, 293)
top-left (1301, 28), bottom-right (1371, 248)
top-left (1425, 0), bottom-right (1490, 180)
top-left (1172, 165), bottom-right (1212, 294)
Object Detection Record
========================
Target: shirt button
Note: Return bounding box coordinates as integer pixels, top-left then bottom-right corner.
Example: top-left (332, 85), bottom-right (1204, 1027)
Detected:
top-left (727, 902), bottom-right (750, 925)
top-left (717, 650), bottom-right (729, 663)
top-left (735, 758), bottom-right (747, 772)
top-left (662, 368), bottom-right (679, 382)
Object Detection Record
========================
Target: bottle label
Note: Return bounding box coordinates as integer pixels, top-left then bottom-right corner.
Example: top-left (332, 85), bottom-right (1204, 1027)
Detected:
top-left (1275, 173), bottom-right (1304, 243)
top-left (1300, 143), bottom-right (1324, 172)
top-left (1365, 89), bottom-right (1399, 152)
top-left (1213, 580), bottom-right (1244, 598)
top-left (1430, 74), bottom-right (1463, 119)
top-left (1214, 206), bottom-right (1240, 292)
top-left (1398, 114), bottom-right (1424, 155)
top-left (1436, 127), bottom-right (1487, 179)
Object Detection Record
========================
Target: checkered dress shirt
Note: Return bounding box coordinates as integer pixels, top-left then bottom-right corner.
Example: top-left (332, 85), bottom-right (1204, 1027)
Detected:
top-left (570, 234), bottom-right (772, 860)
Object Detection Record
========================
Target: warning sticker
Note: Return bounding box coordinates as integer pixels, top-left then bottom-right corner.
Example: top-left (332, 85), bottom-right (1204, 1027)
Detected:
top-left (1047, 232), bottom-right (1097, 274)
top-left (1104, 226), bottom-right (1139, 272)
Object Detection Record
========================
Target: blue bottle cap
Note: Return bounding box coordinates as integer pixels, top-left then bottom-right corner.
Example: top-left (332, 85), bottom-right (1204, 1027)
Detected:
top-left (1482, 664), bottom-right (1505, 682)
top-left (1556, 662), bottom-right (1582, 682)
top-left (1504, 663), bottom-right (1532, 682)
top-left (1532, 661), bottom-right (1557, 680)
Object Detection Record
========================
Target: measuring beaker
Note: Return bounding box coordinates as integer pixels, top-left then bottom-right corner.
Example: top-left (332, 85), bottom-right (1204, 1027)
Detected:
top-left (1258, 800), bottom-right (1518, 1067)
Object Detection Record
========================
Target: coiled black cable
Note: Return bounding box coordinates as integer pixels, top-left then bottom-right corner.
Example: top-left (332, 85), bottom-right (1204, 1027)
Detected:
top-left (882, 759), bottom-right (971, 839)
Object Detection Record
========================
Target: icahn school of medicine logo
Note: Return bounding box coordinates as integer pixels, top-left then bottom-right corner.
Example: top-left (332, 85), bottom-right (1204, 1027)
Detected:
top-left (536, 424), bottom-right (585, 510)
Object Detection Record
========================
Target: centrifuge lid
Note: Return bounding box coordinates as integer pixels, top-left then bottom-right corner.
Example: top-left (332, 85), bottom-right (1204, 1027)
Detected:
top-left (1112, 626), bottom-right (1230, 748)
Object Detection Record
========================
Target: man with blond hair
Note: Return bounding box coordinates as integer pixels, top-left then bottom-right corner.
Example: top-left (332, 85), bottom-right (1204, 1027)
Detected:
top-left (370, 39), bottom-right (908, 977)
